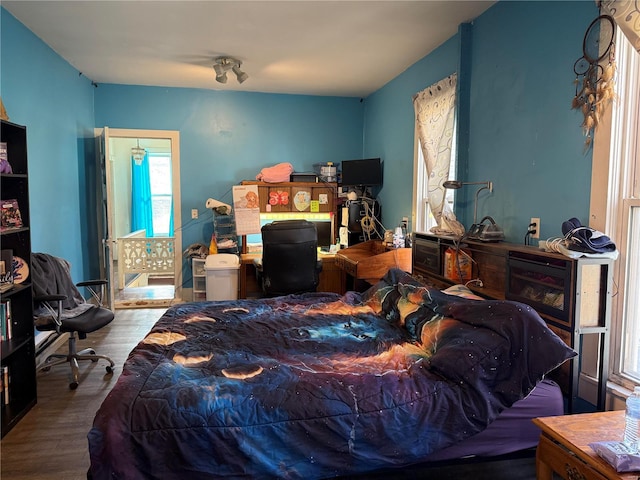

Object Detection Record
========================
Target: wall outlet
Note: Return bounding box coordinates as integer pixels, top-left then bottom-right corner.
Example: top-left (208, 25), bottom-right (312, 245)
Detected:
top-left (530, 217), bottom-right (540, 239)
top-left (401, 216), bottom-right (409, 230)
top-left (191, 209), bottom-right (198, 219)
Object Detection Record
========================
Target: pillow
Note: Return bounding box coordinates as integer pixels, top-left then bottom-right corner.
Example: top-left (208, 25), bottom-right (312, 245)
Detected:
top-left (255, 162), bottom-right (294, 183)
top-left (409, 286), bottom-right (576, 403)
top-left (360, 268), bottom-right (424, 322)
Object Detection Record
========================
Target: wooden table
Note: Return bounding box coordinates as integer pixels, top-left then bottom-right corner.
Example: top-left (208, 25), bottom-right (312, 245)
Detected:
top-left (335, 240), bottom-right (412, 288)
top-left (239, 252), bottom-right (342, 298)
top-left (533, 411), bottom-right (639, 480)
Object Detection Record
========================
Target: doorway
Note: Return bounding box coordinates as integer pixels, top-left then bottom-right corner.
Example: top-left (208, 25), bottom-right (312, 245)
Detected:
top-left (97, 128), bottom-right (182, 308)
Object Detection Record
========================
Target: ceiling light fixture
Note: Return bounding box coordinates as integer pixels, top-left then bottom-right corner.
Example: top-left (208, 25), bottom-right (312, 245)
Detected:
top-left (131, 139), bottom-right (146, 165)
top-left (213, 56), bottom-right (248, 84)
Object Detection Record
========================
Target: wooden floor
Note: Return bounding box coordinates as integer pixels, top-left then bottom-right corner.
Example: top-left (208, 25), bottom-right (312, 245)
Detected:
top-left (0, 308), bottom-right (166, 480)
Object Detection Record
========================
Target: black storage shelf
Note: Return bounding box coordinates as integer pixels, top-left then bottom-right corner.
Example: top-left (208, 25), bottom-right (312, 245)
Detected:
top-left (1, 335), bottom-right (33, 362)
top-left (1, 119), bottom-right (36, 438)
top-left (1, 173), bottom-right (28, 179)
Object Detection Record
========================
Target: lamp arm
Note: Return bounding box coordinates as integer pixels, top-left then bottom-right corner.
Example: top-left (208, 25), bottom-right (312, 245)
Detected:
top-left (472, 182), bottom-right (493, 224)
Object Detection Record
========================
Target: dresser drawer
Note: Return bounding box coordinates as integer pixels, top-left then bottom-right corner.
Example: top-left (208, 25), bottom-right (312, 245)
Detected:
top-left (412, 236), bottom-right (440, 275)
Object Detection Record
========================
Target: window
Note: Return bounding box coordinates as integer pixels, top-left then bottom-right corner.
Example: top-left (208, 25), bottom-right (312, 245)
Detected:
top-left (412, 74), bottom-right (458, 235)
top-left (600, 30), bottom-right (640, 388)
top-left (148, 153), bottom-right (173, 236)
top-left (414, 140), bottom-right (456, 233)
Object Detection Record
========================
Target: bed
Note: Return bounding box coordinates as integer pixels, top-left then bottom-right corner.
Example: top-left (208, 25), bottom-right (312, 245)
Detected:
top-left (88, 268), bottom-right (574, 479)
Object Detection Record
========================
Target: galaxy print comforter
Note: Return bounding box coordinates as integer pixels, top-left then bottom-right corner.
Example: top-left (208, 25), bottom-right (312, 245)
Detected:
top-left (88, 269), bottom-right (575, 480)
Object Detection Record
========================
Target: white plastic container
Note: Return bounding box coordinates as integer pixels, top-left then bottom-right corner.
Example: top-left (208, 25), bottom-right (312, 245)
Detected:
top-left (313, 162), bottom-right (339, 182)
top-left (204, 254), bottom-right (240, 301)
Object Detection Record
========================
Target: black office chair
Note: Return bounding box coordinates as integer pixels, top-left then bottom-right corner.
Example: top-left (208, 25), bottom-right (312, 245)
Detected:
top-left (31, 253), bottom-right (115, 389)
top-left (255, 220), bottom-right (323, 296)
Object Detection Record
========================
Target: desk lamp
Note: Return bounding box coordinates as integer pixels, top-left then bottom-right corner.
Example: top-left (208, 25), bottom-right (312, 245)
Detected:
top-left (442, 180), bottom-right (493, 226)
top-left (443, 180), bottom-right (504, 241)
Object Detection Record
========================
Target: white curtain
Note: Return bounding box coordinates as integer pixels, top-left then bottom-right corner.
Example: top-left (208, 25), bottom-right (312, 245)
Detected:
top-left (413, 73), bottom-right (464, 235)
top-left (600, 0), bottom-right (640, 52)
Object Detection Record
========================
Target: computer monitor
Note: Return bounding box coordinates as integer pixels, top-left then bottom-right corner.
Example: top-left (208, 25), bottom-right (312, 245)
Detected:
top-left (244, 212), bottom-right (334, 252)
top-left (314, 220), bottom-right (333, 249)
top-left (340, 158), bottom-right (383, 187)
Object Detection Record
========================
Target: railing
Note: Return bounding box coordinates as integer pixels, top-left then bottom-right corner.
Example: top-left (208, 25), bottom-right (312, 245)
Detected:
top-left (117, 234), bottom-right (175, 287)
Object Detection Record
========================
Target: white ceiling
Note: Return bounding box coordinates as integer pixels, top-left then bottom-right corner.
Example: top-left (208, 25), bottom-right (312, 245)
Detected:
top-left (3, 1), bottom-right (494, 97)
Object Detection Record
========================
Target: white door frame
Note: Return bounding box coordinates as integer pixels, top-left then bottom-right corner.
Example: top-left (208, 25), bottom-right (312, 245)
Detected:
top-left (96, 127), bottom-right (182, 308)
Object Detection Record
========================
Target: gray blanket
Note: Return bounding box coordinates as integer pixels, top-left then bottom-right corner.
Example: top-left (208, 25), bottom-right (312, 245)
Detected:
top-left (31, 253), bottom-right (92, 320)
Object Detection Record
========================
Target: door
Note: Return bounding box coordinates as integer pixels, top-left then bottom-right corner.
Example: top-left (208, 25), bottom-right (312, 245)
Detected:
top-left (97, 128), bottom-right (182, 308)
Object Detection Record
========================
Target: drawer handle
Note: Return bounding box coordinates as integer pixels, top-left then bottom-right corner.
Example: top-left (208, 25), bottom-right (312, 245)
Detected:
top-left (565, 463), bottom-right (587, 480)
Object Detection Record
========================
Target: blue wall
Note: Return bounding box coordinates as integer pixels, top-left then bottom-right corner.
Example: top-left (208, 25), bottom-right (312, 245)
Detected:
top-left (365, 0), bottom-right (598, 240)
top-left (1, 0), bottom-right (600, 282)
top-left (0, 8), bottom-right (98, 281)
top-left (94, 85), bottom-right (364, 271)
top-left (363, 35), bottom-right (460, 231)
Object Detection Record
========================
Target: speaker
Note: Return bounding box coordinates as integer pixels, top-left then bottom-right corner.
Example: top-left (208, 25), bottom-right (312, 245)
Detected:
top-left (344, 199), bottom-right (382, 245)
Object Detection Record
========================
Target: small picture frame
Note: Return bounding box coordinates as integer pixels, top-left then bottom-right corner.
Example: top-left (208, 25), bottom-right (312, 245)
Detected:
top-left (0, 199), bottom-right (22, 230)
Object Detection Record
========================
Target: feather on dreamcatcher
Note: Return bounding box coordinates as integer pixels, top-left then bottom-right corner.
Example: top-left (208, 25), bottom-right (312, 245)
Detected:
top-left (572, 14), bottom-right (617, 150)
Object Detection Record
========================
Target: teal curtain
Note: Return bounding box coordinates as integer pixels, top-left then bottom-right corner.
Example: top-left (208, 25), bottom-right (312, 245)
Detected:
top-left (168, 196), bottom-right (174, 236)
top-left (131, 152), bottom-right (154, 237)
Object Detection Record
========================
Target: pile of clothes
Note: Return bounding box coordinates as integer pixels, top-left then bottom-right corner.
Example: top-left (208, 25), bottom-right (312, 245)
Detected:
top-left (561, 217), bottom-right (617, 254)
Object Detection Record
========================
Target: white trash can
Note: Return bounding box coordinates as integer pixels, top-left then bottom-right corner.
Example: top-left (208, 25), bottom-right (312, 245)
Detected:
top-left (204, 253), bottom-right (240, 301)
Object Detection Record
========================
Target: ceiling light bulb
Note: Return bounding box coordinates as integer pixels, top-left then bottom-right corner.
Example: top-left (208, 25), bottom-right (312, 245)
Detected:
top-left (232, 65), bottom-right (248, 84)
top-left (213, 63), bottom-right (226, 76)
top-left (216, 72), bottom-right (228, 84)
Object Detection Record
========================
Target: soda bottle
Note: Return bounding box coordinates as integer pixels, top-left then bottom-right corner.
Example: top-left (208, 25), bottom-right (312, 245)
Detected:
top-left (623, 386), bottom-right (640, 452)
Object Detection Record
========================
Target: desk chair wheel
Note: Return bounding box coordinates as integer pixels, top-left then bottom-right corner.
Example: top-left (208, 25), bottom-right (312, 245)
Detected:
top-left (69, 380), bottom-right (79, 390)
top-left (106, 365), bottom-right (113, 374)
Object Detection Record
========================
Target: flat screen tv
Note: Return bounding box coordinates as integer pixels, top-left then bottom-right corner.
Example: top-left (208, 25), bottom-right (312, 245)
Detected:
top-left (340, 158), bottom-right (383, 187)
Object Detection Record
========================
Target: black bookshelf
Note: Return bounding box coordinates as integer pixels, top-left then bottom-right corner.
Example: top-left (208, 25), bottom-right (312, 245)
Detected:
top-left (1, 120), bottom-right (36, 437)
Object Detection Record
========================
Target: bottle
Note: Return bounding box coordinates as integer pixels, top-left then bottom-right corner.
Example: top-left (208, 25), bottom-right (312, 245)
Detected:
top-left (393, 226), bottom-right (404, 248)
top-left (624, 386), bottom-right (640, 452)
top-left (444, 247), bottom-right (472, 283)
top-left (209, 234), bottom-right (218, 255)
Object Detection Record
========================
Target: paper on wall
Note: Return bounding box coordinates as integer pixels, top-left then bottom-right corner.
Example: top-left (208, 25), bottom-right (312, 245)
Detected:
top-left (232, 185), bottom-right (261, 236)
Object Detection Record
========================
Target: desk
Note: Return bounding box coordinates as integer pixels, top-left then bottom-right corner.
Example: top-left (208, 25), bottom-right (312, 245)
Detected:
top-left (335, 240), bottom-right (412, 290)
top-left (239, 253), bottom-right (342, 298)
top-left (533, 411), bottom-right (635, 480)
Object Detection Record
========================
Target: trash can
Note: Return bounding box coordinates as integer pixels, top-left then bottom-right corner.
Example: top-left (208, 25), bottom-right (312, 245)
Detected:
top-left (204, 253), bottom-right (240, 301)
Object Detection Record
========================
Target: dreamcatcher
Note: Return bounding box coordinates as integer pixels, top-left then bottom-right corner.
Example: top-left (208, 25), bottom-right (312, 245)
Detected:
top-left (572, 14), bottom-right (616, 149)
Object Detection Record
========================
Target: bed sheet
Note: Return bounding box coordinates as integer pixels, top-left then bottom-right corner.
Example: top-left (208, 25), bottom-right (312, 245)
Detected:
top-left (88, 269), bottom-right (575, 479)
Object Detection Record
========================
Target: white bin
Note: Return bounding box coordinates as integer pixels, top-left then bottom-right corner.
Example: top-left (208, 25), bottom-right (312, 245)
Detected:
top-left (204, 254), bottom-right (240, 301)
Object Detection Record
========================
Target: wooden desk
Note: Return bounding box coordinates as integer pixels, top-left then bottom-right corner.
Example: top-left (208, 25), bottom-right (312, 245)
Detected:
top-left (239, 253), bottom-right (342, 298)
top-left (533, 411), bottom-right (636, 480)
top-left (335, 240), bottom-right (412, 289)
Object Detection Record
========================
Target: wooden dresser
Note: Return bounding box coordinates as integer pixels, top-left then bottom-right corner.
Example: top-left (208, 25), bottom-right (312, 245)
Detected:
top-left (412, 232), bottom-right (614, 412)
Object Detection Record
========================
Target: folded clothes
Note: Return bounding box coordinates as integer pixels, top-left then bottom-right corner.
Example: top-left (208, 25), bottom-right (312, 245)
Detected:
top-left (590, 441), bottom-right (640, 472)
top-left (561, 217), bottom-right (617, 254)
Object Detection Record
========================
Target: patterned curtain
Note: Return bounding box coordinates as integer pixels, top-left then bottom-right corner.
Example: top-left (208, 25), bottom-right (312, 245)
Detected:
top-left (413, 74), bottom-right (464, 235)
top-left (600, 0), bottom-right (640, 52)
